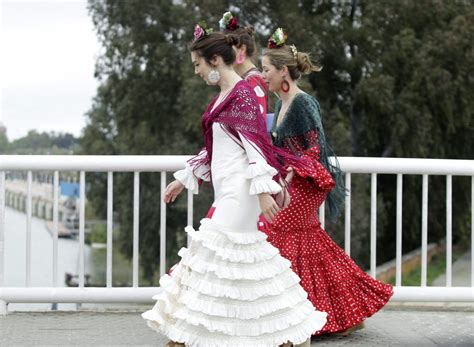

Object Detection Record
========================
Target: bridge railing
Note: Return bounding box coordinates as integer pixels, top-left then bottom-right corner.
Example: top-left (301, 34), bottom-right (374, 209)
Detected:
top-left (0, 155), bottom-right (472, 314)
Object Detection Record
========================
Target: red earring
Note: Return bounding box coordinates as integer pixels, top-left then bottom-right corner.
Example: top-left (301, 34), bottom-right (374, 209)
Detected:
top-left (281, 79), bottom-right (290, 93)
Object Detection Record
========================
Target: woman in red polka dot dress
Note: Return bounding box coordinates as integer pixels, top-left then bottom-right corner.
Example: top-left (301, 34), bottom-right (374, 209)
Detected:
top-left (261, 29), bottom-right (394, 337)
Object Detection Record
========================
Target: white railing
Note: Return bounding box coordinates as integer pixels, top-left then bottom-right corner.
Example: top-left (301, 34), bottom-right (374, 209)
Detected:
top-left (0, 155), bottom-right (472, 314)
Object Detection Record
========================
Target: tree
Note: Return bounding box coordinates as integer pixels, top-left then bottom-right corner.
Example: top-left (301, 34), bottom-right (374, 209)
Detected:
top-left (83, 0), bottom-right (473, 281)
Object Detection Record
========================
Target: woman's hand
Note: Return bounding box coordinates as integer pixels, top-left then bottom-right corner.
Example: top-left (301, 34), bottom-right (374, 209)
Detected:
top-left (258, 193), bottom-right (281, 223)
top-left (164, 180), bottom-right (185, 204)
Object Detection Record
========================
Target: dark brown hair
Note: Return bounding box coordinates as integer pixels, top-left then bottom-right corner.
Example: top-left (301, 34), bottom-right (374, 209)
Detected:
top-left (190, 32), bottom-right (239, 66)
top-left (224, 26), bottom-right (257, 58)
top-left (263, 45), bottom-right (322, 80)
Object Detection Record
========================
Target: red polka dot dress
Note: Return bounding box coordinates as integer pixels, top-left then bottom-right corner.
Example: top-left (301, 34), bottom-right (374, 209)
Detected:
top-left (261, 93), bottom-right (394, 336)
top-left (241, 68), bottom-right (268, 121)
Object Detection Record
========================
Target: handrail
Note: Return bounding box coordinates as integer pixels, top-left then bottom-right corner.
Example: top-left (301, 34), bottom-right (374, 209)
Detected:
top-left (0, 155), bottom-right (472, 175)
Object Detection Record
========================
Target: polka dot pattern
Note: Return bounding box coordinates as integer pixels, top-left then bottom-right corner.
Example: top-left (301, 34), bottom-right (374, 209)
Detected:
top-left (244, 73), bottom-right (267, 121)
top-left (261, 136), bottom-right (394, 335)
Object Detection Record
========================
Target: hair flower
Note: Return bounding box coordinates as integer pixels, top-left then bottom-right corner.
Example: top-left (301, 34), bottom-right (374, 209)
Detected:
top-left (194, 21), bottom-right (213, 41)
top-left (267, 27), bottom-right (287, 48)
top-left (219, 11), bottom-right (239, 31)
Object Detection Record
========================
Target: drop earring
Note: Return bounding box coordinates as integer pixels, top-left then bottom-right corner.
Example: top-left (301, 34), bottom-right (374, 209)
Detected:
top-left (207, 69), bottom-right (221, 84)
top-left (281, 79), bottom-right (290, 93)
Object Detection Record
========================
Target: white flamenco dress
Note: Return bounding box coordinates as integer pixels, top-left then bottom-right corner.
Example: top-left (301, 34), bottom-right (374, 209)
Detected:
top-left (142, 123), bottom-right (327, 346)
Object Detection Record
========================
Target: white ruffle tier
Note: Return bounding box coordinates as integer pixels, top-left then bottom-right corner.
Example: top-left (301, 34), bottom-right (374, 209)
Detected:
top-left (246, 162), bottom-right (282, 195)
top-left (142, 218), bottom-right (327, 346)
top-left (174, 167), bottom-right (199, 194)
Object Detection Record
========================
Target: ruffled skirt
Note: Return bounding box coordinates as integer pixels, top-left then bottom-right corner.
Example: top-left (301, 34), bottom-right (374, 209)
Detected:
top-left (262, 177), bottom-right (393, 335)
top-left (142, 218), bottom-right (327, 347)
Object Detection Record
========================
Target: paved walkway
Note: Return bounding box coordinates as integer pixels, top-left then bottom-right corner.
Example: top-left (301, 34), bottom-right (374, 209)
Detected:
top-left (1, 306), bottom-right (473, 346)
top-left (432, 250), bottom-right (472, 287)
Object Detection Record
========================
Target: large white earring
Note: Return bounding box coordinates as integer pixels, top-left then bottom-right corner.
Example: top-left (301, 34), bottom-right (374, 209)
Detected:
top-left (207, 69), bottom-right (220, 84)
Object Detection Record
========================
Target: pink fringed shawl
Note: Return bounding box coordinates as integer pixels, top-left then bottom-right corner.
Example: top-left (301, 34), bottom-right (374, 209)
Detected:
top-left (188, 80), bottom-right (309, 182)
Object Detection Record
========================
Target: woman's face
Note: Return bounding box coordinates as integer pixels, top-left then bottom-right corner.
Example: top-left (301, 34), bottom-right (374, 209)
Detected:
top-left (262, 55), bottom-right (284, 93)
top-left (191, 51), bottom-right (214, 85)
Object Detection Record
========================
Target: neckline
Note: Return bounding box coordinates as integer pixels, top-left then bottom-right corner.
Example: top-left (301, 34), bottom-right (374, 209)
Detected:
top-left (242, 67), bottom-right (260, 79)
top-left (207, 79), bottom-right (245, 115)
top-left (273, 92), bottom-right (307, 133)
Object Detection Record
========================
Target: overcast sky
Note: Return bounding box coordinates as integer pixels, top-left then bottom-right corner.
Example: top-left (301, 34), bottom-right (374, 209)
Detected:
top-left (1, 0), bottom-right (100, 140)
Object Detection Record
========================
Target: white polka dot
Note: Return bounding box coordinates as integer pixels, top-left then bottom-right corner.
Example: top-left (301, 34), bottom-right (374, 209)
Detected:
top-left (259, 105), bottom-right (264, 114)
top-left (254, 86), bottom-right (264, 97)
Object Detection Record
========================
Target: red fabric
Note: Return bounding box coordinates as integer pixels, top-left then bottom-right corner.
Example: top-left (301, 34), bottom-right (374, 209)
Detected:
top-left (260, 135), bottom-right (393, 335)
top-left (205, 206), bottom-right (216, 219)
top-left (189, 80), bottom-right (310, 182)
top-left (244, 72), bottom-right (268, 121)
top-left (283, 130), bottom-right (336, 192)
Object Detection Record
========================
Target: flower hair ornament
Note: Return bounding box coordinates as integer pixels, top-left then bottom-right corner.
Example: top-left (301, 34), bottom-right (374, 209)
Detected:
top-left (194, 20), bottom-right (213, 41)
top-left (219, 11), bottom-right (239, 31)
top-left (267, 27), bottom-right (287, 48)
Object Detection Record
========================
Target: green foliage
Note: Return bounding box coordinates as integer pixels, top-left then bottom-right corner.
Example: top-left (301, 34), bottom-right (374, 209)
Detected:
top-left (86, 223), bottom-right (107, 245)
top-left (0, 132), bottom-right (9, 153)
top-left (83, 0), bottom-right (473, 280)
top-left (1, 130), bottom-right (80, 154)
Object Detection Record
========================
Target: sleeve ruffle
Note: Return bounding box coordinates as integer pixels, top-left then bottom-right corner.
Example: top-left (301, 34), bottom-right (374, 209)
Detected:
top-left (245, 162), bottom-right (281, 195)
top-left (173, 166), bottom-right (199, 194)
top-left (249, 176), bottom-right (282, 195)
top-left (186, 149), bottom-right (211, 182)
top-left (245, 162), bottom-right (278, 179)
top-left (291, 146), bottom-right (335, 192)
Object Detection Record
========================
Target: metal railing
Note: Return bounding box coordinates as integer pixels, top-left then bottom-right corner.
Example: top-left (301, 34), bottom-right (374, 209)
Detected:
top-left (0, 155), bottom-right (472, 314)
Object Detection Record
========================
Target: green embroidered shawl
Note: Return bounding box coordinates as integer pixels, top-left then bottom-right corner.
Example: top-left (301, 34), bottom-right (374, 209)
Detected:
top-left (271, 93), bottom-right (345, 221)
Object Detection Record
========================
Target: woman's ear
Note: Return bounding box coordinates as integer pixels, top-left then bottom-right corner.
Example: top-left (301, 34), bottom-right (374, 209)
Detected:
top-left (210, 54), bottom-right (219, 67)
top-left (280, 65), bottom-right (289, 78)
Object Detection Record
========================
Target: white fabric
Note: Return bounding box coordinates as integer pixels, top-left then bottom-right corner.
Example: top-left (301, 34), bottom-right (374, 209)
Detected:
top-left (174, 149), bottom-right (210, 194)
top-left (142, 122), bottom-right (327, 346)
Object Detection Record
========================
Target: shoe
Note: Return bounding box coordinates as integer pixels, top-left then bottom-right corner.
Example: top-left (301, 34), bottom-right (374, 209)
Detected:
top-left (335, 322), bottom-right (365, 336)
top-left (280, 338), bottom-right (310, 347)
top-left (165, 342), bottom-right (185, 347)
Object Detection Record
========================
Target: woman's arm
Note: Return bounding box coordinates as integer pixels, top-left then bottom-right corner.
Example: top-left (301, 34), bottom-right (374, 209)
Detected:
top-left (171, 148), bottom-right (210, 196)
top-left (239, 132), bottom-right (284, 222)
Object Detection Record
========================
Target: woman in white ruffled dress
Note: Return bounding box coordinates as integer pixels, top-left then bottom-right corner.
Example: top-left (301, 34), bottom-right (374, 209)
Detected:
top-left (142, 23), bottom-right (327, 347)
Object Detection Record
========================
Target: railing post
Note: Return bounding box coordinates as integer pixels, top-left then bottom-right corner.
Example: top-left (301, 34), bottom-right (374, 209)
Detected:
top-left (396, 174), bottom-right (403, 286)
top-left (52, 171), bottom-right (59, 287)
top-left (446, 175), bottom-right (452, 287)
top-left (26, 171), bottom-right (32, 287)
top-left (132, 172), bottom-right (140, 288)
top-left (370, 173), bottom-right (377, 278)
top-left (106, 171), bottom-right (113, 288)
top-left (160, 172), bottom-right (167, 278)
top-left (79, 171), bottom-right (85, 288)
top-left (344, 173), bottom-right (351, 255)
top-left (421, 174), bottom-right (429, 287)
